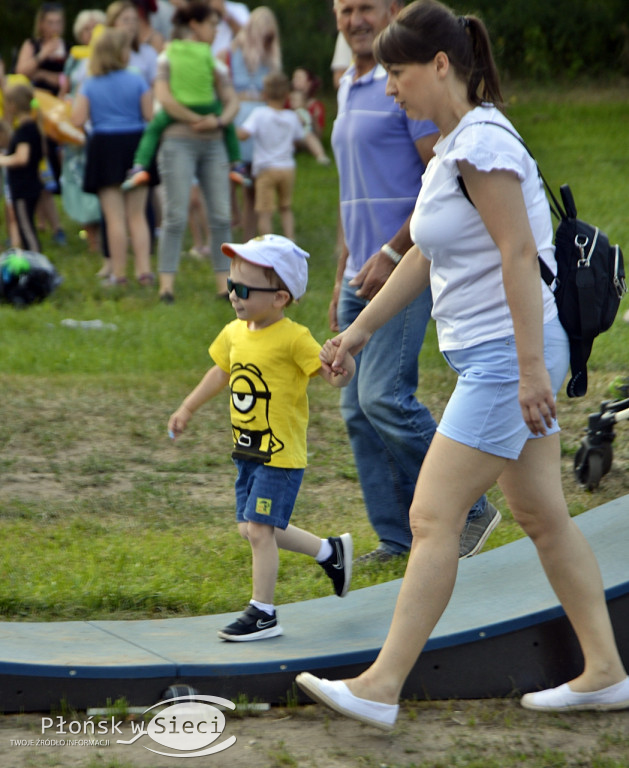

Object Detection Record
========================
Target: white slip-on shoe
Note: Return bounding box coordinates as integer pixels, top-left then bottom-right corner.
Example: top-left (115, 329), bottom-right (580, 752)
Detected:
top-left (521, 676), bottom-right (629, 712)
top-left (296, 672), bottom-right (398, 730)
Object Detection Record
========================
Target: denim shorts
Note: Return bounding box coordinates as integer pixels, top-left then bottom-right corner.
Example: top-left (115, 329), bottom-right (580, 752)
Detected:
top-left (233, 460), bottom-right (305, 529)
top-left (437, 316), bottom-right (570, 460)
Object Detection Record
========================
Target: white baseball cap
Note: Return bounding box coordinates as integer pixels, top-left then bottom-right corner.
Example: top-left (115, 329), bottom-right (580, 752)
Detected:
top-left (221, 235), bottom-right (310, 300)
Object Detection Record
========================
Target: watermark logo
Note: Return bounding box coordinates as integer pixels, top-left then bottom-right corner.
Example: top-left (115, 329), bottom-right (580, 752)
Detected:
top-left (117, 694), bottom-right (237, 758)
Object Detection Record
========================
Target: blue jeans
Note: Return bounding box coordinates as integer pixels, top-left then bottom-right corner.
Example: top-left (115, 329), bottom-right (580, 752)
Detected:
top-left (157, 136), bottom-right (231, 275)
top-left (338, 278), bottom-right (486, 554)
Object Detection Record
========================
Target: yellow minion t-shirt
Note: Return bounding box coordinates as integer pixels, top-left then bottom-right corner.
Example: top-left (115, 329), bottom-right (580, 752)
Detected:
top-left (209, 318), bottom-right (323, 468)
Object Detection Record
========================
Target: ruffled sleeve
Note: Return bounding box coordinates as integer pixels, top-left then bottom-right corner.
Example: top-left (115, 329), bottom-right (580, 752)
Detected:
top-left (442, 121), bottom-right (529, 181)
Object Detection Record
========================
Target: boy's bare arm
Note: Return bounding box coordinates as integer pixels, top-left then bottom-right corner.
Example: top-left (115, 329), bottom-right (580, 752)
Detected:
top-left (168, 365), bottom-right (230, 439)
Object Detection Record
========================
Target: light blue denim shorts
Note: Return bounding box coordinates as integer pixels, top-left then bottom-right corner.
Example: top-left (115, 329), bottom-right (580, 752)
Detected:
top-left (233, 460), bottom-right (305, 529)
top-left (437, 316), bottom-right (570, 460)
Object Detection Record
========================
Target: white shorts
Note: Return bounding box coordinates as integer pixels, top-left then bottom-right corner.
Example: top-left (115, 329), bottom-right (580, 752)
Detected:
top-left (438, 315), bottom-right (570, 460)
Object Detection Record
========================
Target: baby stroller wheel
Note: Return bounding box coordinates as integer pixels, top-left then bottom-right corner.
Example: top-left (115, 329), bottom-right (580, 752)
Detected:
top-left (601, 441), bottom-right (613, 475)
top-left (574, 440), bottom-right (608, 491)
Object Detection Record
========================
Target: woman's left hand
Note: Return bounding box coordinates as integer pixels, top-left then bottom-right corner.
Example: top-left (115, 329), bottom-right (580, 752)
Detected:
top-left (190, 115), bottom-right (221, 133)
top-left (518, 364), bottom-right (556, 435)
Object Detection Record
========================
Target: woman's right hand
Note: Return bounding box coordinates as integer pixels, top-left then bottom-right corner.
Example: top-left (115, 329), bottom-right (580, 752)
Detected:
top-left (322, 323), bottom-right (372, 374)
top-left (39, 37), bottom-right (64, 60)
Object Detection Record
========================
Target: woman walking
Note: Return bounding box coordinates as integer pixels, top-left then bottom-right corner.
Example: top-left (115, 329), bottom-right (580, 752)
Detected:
top-left (297, 0), bottom-right (629, 729)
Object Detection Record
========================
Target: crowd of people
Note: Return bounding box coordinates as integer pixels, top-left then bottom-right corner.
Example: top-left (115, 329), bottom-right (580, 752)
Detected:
top-left (2, 0), bottom-right (627, 727)
top-left (0, 0), bottom-right (332, 300)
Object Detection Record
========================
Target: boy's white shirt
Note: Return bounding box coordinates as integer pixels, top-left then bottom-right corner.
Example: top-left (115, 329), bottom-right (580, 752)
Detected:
top-left (241, 105), bottom-right (305, 177)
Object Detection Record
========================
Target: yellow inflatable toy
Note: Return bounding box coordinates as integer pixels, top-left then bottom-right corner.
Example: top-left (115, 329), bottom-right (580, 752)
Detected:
top-left (69, 44), bottom-right (91, 60)
top-left (33, 89), bottom-right (85, 146)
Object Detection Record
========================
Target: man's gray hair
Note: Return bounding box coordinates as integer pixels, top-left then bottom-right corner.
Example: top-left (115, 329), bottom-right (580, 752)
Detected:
top-left (334, 0), bottom-right (398, 9)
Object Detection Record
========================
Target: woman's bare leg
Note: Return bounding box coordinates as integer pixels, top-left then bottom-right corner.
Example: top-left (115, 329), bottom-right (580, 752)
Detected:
top-left (499, 434), bottom-right (626, 691)
top-left (345, 434), bottom-right (506, 704)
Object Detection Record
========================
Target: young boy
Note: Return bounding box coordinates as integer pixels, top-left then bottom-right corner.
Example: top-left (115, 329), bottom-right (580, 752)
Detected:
top-left (0, 84), bottom-right (44, 252)
top-left (168, 234), bottom-right (356, 642)
top-left (236, 72), bottom-right (304, 240)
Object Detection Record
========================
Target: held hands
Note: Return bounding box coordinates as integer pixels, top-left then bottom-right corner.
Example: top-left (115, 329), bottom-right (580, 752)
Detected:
top-left (518, 364), bottom-right (556, 436)
top-left (320, 323), bottom-right (372, 377)
top-left (167, 405), bottom-right (193, 441)
top-left (320, 339), bottom-right (355, 385)
top-left (349, 249), bottom-right (396, 301)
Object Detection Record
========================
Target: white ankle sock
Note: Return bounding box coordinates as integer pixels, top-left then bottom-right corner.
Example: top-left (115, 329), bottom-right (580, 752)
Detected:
top-left (250, 599), bottom-right (274, 616)
top-left (315, 538), bottom-right (333, 563)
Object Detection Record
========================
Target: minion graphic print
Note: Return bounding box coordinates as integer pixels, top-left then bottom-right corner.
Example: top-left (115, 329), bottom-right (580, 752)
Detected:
top-left (208, 318), bottom-right (323, 469)
top-left (230, 362), bottom-right (284, 463)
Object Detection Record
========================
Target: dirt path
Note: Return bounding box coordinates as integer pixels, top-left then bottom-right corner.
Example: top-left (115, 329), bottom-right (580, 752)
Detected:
top-left (2, 698), bottom-right (629, 767)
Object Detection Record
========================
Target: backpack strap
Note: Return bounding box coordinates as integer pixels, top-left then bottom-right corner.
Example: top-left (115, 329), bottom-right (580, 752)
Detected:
top-left (457, 121), bottom-right (565, 219)
top-left (454, 121), bottom-right (560, 288)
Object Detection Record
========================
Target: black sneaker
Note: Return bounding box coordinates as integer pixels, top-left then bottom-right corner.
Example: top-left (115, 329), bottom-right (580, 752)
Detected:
top-left (319, 533), bottom-right (353, 597)
top-left (217, 605), bottom-right (283, 642)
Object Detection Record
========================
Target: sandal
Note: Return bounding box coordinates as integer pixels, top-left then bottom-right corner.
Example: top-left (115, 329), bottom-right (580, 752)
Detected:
top-left (137, 273), bottom-right (155, 286)
top-left (101, 275), bottom-right (128, 287)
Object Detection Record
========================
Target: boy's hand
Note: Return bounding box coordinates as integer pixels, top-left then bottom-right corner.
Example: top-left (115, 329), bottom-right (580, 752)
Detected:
top-left (168, 405), bottom-right (193, 441)
top-left (320, 339), bottom-right (348, 375)
top-left (325, 324), bottom-right (372, 371)
top-left (320, 339), bottom-right (356, 386)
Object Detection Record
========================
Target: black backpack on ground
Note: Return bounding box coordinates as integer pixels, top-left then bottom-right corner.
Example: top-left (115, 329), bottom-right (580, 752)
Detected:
top-left (456, 121), bottom-right (627, 397)
top-left (0, 249), bottom-right (62, 308)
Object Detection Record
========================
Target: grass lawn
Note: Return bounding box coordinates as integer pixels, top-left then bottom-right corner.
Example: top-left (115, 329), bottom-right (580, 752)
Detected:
top-left (0, 82), bottom-right (628, 622)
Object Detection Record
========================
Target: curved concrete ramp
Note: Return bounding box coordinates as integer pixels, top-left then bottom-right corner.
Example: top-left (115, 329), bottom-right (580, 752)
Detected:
top-left (1, 496), bottom-right (628, 712)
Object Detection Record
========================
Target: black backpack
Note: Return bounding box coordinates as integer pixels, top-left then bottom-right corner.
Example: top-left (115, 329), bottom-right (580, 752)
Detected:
top-left (539, 184), bottom-right (626, 396)
top-left (456, 121), bottom-right (627, 397)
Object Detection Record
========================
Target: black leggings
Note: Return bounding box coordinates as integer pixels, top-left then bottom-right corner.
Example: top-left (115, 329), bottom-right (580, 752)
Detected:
top-left (13, 195), bottom-right (41, 252)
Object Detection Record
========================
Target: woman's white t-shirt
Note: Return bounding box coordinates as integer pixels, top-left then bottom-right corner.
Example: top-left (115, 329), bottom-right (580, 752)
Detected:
top-left (410, 104), bottom-right (558, 351)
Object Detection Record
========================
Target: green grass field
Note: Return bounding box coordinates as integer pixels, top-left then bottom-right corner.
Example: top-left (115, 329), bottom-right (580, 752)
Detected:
top-left (0, 83), bottom-right (628, 622)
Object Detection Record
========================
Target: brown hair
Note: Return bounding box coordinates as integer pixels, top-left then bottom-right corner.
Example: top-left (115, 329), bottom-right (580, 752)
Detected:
top-left (90, 28), bottom-right (130, 75)
top-left (263, 71), bottom-right (290, 102)
top-left (5, 84), bottom-right (46, 155)
top-left (33, 3), bottom-right (65, 40)
top-left (261, 266), bottom-right (291, 303)
top-left (5, 83), bottom-right (35, 114)
top-left (106, 0), bottom-right (140, 51)
top-left (172, 1), bottom-right (216, 27)
top-left (374, 0), bottom-right (503, 108)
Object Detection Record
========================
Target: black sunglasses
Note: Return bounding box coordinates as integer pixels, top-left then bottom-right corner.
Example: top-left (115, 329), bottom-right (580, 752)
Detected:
top-left (227, 278), bottom-right (280, 300)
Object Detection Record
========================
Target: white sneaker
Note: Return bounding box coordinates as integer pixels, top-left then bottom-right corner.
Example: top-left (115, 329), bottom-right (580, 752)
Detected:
top-left (296, 672), bottom-right (398, 730)
top-left (521, 677), bottom-right (629, 711)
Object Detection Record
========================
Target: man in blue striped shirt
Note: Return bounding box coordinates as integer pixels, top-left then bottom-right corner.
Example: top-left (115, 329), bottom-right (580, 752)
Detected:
top-left (329, 0), bottom-right (499, 562)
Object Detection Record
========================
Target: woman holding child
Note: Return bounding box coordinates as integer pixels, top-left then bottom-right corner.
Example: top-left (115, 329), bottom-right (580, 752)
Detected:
top-left (154, 1), bottom-right (239, 303)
